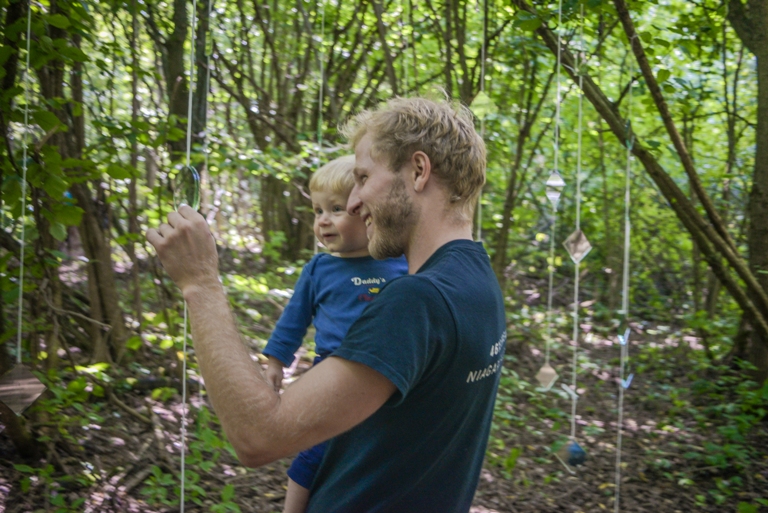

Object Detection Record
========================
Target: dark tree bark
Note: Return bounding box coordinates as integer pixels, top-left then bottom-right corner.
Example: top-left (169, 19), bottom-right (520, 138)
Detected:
top-left (0, 0), bottom-right (27, 373)
top-left (491, 57), bottom-right (554, 287)
top-left (726, 0), bottom-right (768, 381)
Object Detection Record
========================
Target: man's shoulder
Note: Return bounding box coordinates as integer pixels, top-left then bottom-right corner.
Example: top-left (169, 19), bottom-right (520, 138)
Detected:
top-left (377, 272), bottom-right (443, 302)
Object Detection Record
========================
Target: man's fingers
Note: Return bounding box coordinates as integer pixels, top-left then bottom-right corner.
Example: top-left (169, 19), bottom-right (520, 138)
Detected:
top-left (146, 228), bottom-right (162, 247)
top-left (167, 210), bottom-right (182, 228)
top-left (157, 223), bottom-right (174, 237)
top-left (178, 204), bottom-right (199, 219)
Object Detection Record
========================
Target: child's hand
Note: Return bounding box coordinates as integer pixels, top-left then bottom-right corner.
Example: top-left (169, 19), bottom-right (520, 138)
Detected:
top-left (265, 357), bottom-right (284, 393)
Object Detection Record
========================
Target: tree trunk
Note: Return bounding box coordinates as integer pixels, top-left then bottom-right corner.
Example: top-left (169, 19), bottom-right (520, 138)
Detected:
top-left (727, 0), bottom-right (768, 381)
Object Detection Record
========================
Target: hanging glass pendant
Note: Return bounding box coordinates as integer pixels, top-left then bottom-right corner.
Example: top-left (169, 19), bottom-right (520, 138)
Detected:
top-left (546, 171), bottom-right (566, 188)
top-left (0, 365), bottom-right (46, 416)
top-left (536, 364), bottom-right (559, 390)
top-left (618, 327), bottom-right (631, 346)
top-left (173, 165), bottom-right (201, 211)
top-left (558, 440), bottom-right (587, 467)
top-left (624, 119), bottom-right (635, 151)
top-left (563, 229), bottom-right (592, 264)
top-left (545, 171), bottom-right (566, 209)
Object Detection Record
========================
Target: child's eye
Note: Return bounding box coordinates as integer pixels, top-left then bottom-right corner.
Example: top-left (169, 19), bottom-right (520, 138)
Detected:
top-left (333, 205), bottom-right (344, 212)
top-left (314, 208), bottom-right (323, 215)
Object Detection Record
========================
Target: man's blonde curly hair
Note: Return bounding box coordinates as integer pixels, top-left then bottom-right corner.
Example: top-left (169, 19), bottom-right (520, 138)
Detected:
top-left (341, 96), bottom-right (486, 223)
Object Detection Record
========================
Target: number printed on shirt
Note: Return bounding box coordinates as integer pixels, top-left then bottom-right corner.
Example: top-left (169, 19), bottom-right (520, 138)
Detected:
top-left (490, 332), bottom-right (506, 357)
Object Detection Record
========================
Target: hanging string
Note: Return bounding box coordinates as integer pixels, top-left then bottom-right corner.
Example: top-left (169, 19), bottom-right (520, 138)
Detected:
top-left (313, 0), bottom-right (326, 255)
top-left (569, 3), bottom-right (585, 443)
top-left (408, 0), bottom-right (418, 88)
top-left (543, 0), bottom-right (564, 375)
top-left (475, 0), bottom-right (488, 241)
top-left (398, 0), bottom-right (408, 91)
top-left (15, 0), bottom-right (33, 366)
top-left (544, 211), bottom-right (557, 368)
top-left (198, 0), bottom-right (214, 401)
top-left (614, 51), bottom-right (635, 513)
top-left (179, 0), bottom-right (200, 509)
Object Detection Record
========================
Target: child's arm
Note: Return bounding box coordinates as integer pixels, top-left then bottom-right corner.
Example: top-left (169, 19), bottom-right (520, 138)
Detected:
top-left (262, 258), bottom-right (318, 376)
top-left (265, 356), bottom-right (284, 393)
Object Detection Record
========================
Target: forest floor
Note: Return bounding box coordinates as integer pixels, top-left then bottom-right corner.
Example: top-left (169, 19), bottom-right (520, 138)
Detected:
top-left (1, 256), bottom-right (767, 512)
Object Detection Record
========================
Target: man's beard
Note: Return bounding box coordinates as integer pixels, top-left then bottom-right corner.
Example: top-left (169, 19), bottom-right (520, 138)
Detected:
top-left (369, 176), bottom-right (416, 259)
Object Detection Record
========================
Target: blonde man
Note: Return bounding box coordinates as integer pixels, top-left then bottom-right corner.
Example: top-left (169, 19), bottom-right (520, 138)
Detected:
top-left (262, 156), bottom-right (406, 512)
top-left (147, 97), bottom-right (505, 513)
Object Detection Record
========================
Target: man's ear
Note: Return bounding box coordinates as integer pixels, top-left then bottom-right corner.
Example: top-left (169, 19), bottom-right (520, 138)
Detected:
top-left (411, 151), bottom-right (431, 193)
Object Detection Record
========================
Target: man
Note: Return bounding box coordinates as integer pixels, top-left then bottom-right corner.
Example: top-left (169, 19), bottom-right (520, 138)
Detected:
top-left (147, 96), bottom-right (506, 512)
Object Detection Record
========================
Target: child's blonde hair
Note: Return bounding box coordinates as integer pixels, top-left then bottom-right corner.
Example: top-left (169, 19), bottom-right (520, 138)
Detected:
top-left (309, 155), bottom-right (356, 196)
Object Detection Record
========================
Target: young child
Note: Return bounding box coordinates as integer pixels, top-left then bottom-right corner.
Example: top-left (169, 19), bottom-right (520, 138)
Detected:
top-left (262, 155), bottom-right (407, 513)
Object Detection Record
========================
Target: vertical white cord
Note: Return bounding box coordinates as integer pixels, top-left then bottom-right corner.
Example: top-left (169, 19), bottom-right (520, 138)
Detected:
top-left (544, 214), bottom-right (556, 367)
top-left (399, 0), bottom-right (408, 90)
top-left (199, 0), bottom-right (214, 401)
top-left (614, 54), bottom-right (634, 513)
top-left (543, 0), bottom-right (563, 376)
top-left (313, 0), bottom-right (326, 255)
top-left (570, 3), bottom-right (585, 443)
top-left (15, 0), bottom-right (33, 366)
top-left (180, 0), bottom-right (199, 509)
top-left (475, 0), bottom-right (487, 241)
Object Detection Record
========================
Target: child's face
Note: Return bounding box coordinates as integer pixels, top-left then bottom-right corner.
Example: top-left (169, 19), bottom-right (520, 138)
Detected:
top-left (311, 189), bottom-right (370, 257)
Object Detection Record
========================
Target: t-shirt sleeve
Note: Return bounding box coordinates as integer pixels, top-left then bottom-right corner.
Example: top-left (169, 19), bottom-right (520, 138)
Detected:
top-left (263, 259), bottom-right (317, 367)
top-left (331, 276), bottom-right (449, 405)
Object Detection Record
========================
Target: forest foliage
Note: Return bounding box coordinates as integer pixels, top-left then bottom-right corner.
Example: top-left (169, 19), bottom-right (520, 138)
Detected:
top-left (1, 0), bottom-right (767, 510)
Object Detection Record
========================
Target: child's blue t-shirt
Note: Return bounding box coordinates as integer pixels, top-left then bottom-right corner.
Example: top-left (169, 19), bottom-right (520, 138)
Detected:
top-left (262, 253), bottom-right (408, 367)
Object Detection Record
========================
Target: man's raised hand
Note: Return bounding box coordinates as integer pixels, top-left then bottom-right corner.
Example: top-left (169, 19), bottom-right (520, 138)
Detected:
top-left (146, 205), bottom-right (220, 297)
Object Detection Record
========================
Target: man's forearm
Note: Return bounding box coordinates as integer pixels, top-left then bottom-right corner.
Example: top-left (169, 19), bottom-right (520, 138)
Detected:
top-left (183, 281), bottom-right (282, 466)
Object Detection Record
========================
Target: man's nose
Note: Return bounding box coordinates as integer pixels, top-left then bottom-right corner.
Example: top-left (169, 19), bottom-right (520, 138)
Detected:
top-left (347, 185), bottom-right (362, 216)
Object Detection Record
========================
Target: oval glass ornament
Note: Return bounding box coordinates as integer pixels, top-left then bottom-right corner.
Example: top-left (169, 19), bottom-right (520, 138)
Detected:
top-left (558, 440), bottom-right (587, 467)
top-left (173, 165), bottom-right (201, 211)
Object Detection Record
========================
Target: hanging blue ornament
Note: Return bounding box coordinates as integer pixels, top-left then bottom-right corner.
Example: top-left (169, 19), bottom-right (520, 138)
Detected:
top-left (558, 440), bottom-right (587, 467)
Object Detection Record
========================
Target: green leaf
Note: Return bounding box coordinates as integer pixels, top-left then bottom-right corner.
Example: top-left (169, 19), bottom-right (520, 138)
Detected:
top-left (42, 173), bottom-right (68, 199)
top-left (13, 464), bottom-right (34, 473)
top-left (32, 110), bottom-right (61, 132)
top-left (737, 503), bottom-right (757, 513)
top-left (59, 45), bottom-right (89, 63)
top-left (107, 163), bottom-right (132, 180)
top-left (0, 46), bottom-right (12, 66)
top-left (657, 69), bottom-right (670, 84)
top-left (125, 336), bottom-right (143, 351)
top-left (513, 11), bottom-right (542, 31)
top-left (47, 14), bottom-right (70, 29)
top-left (470, 91), bottom-right (498, 119)
top-left (52, 204), bottom-right (84, 226)
top-left (221, 484), bottom-right (236, 502)
top-left (49, 222), bottom-right (67, 241)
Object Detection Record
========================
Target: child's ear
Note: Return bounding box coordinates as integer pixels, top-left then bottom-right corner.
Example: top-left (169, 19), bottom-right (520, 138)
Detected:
top-left (411, 151), bottom-right (431, 193)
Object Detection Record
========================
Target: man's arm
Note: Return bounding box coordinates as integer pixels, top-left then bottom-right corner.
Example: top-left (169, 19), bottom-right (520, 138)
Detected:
top-left (185, 282), bottom-right (395, 467)
top-left (147, 206), bottom-right (396, 467)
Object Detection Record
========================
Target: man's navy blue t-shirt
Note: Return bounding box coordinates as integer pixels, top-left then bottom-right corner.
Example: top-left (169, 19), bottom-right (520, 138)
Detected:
top-left (307, 240), bottom-right (506, 513)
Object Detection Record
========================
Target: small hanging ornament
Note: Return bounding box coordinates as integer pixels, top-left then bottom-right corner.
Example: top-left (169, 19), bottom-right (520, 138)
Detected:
top-left (558, 439), bottom-right (587, 467)
top-left (173, 165), bottom-right (201, 211)
top-left (536, 363), bottom-right (559, 390)
top-left (0, 365), bottom-right (46, 416)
